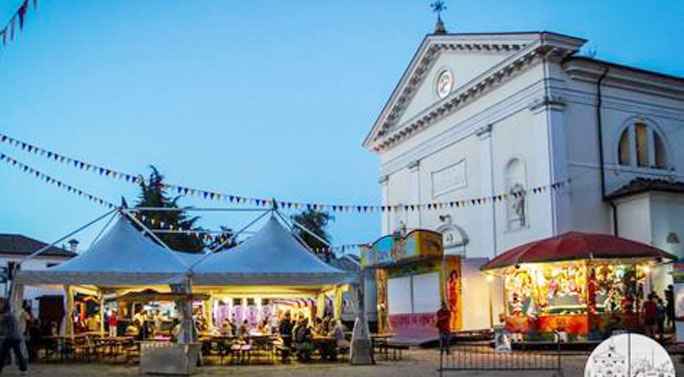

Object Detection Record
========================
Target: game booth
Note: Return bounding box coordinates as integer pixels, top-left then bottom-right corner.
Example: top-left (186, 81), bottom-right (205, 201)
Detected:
top-left (361, 230), bottom-right (462, 343)
top-left (481, 231), bottom-right (676, 342)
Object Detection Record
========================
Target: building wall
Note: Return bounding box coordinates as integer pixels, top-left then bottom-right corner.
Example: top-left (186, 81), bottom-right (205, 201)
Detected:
top-left (371, 35), bottom-right (684, 331)
top-left (0, 255), bottom-right (70, 316)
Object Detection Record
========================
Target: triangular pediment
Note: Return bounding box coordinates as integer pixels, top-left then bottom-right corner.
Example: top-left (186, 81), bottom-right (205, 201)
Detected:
top-left (364, 32), bottom-right (586, 151)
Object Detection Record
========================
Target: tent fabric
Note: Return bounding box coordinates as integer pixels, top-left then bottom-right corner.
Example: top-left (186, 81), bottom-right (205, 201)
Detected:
top-left (191, 216), bottom-right (351, 286)
top-left (480, 231), bottom-right (677, 271)
top-left (15, 217), bottom-right (189, 286)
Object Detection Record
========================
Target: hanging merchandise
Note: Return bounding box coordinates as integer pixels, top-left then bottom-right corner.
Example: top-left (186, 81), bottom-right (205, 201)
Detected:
top-left (0, 132), bottom-right (570, 213)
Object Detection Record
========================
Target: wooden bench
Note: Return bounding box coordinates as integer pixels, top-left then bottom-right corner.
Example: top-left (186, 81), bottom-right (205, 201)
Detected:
top-left (374, 341), bottom-right (409, 361)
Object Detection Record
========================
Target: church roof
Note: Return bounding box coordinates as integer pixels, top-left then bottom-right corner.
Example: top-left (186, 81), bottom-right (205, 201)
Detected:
top-left (363, 31), bottom-right (586, 152)
top-left (607, 178), bottom-right (684, 200)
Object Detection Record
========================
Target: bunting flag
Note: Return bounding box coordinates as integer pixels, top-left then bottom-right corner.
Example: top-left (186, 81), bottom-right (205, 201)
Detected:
top-left (314, 243), bottom-right (368, 254)
top-left (0, 0), bottom-right (35, 54)
top-left (0, 152), bottom-right (116, 209)
top-left (0, 131), bottom-right (571, 213)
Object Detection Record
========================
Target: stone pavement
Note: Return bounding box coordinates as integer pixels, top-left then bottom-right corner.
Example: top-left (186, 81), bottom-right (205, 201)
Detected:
top-left (1, 349), bottom-right (681, 376)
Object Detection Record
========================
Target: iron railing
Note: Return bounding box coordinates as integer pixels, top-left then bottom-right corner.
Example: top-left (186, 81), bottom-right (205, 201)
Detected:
top-left (439, 341), bottom-right (563, 377)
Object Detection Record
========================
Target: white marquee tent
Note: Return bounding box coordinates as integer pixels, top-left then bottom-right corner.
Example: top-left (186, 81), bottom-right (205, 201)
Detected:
top-left (190, 216), bottom-right (351, 287)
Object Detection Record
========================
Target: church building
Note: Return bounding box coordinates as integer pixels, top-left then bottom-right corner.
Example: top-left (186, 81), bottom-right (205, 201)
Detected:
top-left (363, 24), bottom-right (684, 332)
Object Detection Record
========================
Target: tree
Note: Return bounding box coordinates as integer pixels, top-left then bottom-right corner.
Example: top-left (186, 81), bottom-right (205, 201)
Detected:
top-left (291, 209), bottom-right (333, 251)
top-left (133, 166), bottom-right (205, 252)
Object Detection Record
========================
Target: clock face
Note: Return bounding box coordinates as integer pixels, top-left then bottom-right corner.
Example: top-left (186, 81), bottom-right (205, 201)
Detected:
top-left (436, 69), bottom-right (453, 99)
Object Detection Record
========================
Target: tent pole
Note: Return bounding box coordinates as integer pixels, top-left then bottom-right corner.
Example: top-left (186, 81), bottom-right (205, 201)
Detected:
top-left (275, 210), bottom-right (331, 248)
top-left (19, 208), bottom-right (117, 266)
top-left (99, 291), bottom-right (105, 338)
top-left (189, 210), bottom-right (271, 270)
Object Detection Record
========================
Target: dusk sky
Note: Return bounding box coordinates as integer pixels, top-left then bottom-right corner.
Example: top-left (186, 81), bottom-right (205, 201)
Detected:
top-left (1, 1), bottom-right (682, 252)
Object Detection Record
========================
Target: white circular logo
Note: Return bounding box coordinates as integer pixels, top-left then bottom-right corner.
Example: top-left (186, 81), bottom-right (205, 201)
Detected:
top-left (584, 333), bottom-right (675, 377)
top-left (436, 69), bottom-right (453, 99)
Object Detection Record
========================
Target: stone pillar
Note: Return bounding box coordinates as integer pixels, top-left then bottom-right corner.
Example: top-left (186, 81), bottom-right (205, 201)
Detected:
top-left (379, 175), bottom-right (390, 235)
top-left (407, 160), bottom-right (421, 230)
top-left (477, 124), bottom-right (496, 257)
top-left (530, 95), bottom-right (569, 235)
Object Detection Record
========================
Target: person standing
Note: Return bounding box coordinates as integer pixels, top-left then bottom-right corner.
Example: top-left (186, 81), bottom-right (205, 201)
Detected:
top-left (107, 310), bottom-right (118, 337)
top-left (278, 311), bottom-right (294, 363)
top-left (642, 294), bottom-right (657, 338)
top-left (436, 301), bottom-right (451, 355)
top-left (0, 299), bottom-right (28, 374)
top-left (656, 297), bottom-right (666, 341)
top-left (665, 285), bottom-right (675, 330)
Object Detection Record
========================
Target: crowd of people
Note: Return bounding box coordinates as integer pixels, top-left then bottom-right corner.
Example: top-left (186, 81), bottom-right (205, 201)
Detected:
top-left (216, 310), bottom-right (348, 363)
top-left (641, 284), bottom-right (676, 341)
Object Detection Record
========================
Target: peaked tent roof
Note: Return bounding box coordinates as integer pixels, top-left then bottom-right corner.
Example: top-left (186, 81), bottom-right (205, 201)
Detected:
top-left (15, 216), bottom-right (189, 286)
top-left (191, 216), bottom-right (352, 287)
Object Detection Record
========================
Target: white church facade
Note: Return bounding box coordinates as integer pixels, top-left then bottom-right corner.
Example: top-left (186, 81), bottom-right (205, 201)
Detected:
top-left (364, 30), bottom-right (684, 331)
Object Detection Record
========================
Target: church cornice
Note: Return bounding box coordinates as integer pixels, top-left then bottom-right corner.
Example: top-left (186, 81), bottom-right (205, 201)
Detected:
top-left (364, 32), bottom-right (585, 153)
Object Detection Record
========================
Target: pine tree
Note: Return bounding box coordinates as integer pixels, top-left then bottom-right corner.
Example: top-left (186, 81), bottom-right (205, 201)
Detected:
top-left (133, 166), bottom-right (205, 252)
top-left (292, 209), bottom-right (333, 251)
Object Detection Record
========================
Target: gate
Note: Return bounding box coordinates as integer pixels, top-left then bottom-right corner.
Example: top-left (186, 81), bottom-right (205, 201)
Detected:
top-left (438, 342), bottom-right (563, 377)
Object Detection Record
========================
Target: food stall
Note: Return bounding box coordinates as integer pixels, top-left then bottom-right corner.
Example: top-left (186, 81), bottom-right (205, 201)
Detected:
top-left (481, 231), bottom-right (676, 342)
top-left (361, 230), bottom-right (461, 342)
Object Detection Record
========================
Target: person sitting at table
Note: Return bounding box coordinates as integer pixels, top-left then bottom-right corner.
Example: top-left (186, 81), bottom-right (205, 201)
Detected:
top-left (170, 319), bottom-right (181, 342)
top-left (331, 319), bottom-right (349, 349)
top-left (278, 312), bottom-right (294, 363)
top-left (321, 315), bottom-right (332, 335)
top-left (293, 317), bottom-right (313, 362)
top-left (258, 320), bottom-right (271, 335)
top-left (269, 313), bottom-right (280, 335)
top-left (237, 320), bottom-right (250, 340)
top-left (220, 318), bottom-right (233, 336)
top-left (312, 317), bottom-right (324, 336)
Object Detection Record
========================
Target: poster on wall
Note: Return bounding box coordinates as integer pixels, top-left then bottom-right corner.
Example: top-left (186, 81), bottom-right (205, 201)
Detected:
top-left (443, 256), bottom-right (462, 331)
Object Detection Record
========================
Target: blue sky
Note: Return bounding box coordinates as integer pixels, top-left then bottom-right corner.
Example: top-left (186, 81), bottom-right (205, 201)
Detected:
top-left (0, 1), bottom-right (682, 252)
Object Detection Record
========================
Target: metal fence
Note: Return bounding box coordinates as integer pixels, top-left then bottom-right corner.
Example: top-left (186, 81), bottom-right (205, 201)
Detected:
top-left (439, 342), bottom-right (563, 377)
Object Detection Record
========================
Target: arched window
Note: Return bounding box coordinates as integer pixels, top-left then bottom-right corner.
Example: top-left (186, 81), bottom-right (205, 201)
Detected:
top-left (505, 158), bottom-right (526, 231)
top-left (617, 122), bottom-right (667, 169)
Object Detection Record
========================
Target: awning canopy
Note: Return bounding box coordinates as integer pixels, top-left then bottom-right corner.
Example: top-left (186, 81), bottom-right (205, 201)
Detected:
top-left (191, 216), bottom-right (352, 287)
top-left (481, 231), bottom-right (677, 271)
top-left (15, 217), bottom-right (189, 286)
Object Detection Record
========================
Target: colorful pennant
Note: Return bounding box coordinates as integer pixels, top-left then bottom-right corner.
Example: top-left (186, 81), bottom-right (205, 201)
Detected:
top-left (0, 132), bottom-right (570, 213)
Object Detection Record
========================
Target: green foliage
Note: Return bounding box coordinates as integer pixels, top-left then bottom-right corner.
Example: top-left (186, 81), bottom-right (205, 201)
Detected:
top-left (292, 209), bottom-right (333, 251)
top-left (133, 166), bottom-right (205, 253)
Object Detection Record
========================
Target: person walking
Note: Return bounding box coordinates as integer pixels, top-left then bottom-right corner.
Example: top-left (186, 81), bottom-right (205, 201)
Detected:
top-left (436, 301), bottom-right (451, 355)
top-left (642, 294), bottom-right (657, 338)
top-left (0, 299), bottom-right (28, 374)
